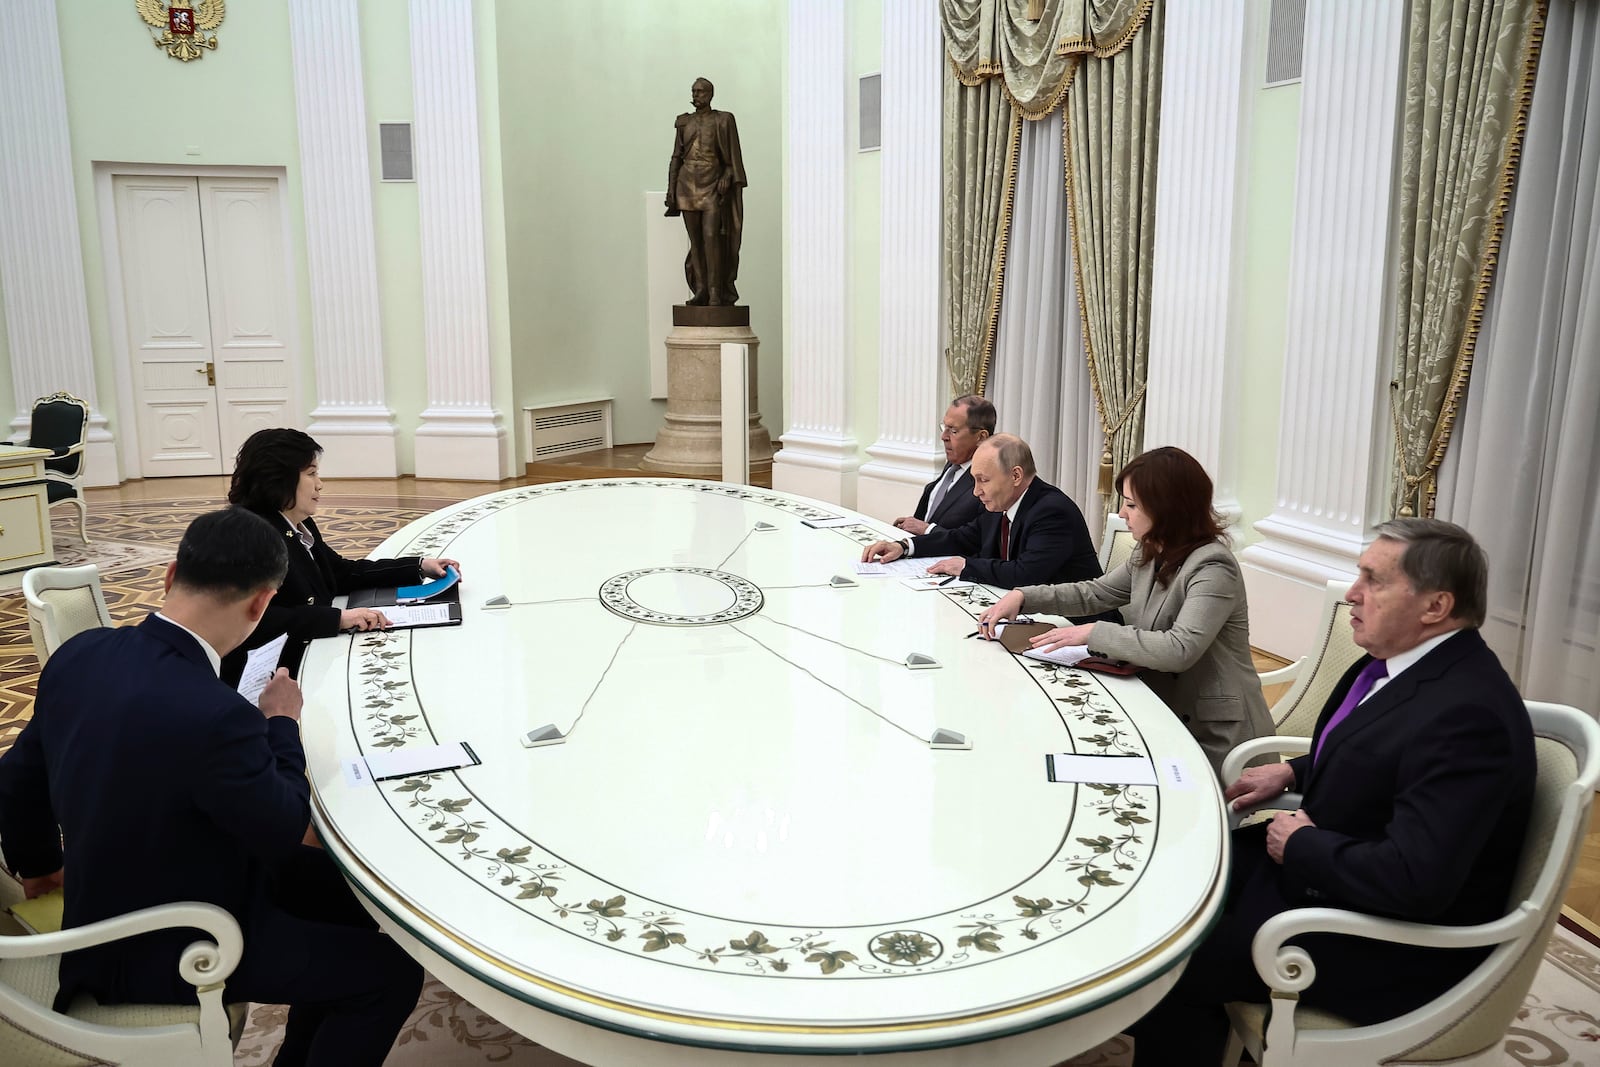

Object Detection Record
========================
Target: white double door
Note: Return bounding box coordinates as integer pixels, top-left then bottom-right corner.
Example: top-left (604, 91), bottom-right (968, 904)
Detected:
top-left (114, 174), bottom-right (297, 477)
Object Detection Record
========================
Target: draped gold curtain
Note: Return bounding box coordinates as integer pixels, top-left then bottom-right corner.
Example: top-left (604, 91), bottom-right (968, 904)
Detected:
top-left (941, 0), bottom-right (1161, 501)
top-left (943, 76), bottom-right (1021, 399)
top-left (1063, 0), bottom-right (1162, 501)
top-left (1389, 0), bottom-right (1545, 516)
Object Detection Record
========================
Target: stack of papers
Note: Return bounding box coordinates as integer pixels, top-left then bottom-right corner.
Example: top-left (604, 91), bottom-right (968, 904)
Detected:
top-left (853, 556), bottom-right (959, 578)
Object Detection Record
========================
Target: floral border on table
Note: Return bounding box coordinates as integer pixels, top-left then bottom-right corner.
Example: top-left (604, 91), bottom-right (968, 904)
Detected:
top-left (343, 480), bottom-right (1164, 980)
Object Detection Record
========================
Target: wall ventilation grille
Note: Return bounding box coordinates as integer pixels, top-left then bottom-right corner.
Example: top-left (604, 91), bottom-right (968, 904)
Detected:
top-left (524, 399), bottom-right (613, 462)
top-left (859, 73), bottom-right (882, 152)
top-left (1265, 0), bottom-right (1307, 86)
top-left (379, 122), bottom-right (414, 182)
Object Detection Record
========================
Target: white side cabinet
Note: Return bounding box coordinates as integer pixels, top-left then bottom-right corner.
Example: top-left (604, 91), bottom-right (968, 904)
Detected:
top-left (0, 445), bottom-right (56, 574)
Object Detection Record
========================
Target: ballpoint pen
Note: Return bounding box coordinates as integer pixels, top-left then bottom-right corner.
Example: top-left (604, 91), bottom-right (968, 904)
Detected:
top-left (938, 575), bottom-right (957, 586)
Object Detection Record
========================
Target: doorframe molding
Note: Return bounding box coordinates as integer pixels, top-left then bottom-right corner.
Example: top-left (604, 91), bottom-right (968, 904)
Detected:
top-left (94, 162), bottom-right (303, 480)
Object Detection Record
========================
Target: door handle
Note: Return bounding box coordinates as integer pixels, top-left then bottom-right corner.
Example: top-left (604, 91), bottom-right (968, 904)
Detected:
top-left (194, 362), bottom-right (216, 386)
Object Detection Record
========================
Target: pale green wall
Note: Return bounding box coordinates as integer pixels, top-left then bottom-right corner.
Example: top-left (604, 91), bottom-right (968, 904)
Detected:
top-left (495, 0), bottom-right (786, 447)
top-left (55, 0), bottom-right (311, 460)
top-left (848, 0), bottom-right (882, 455)
top-left (1232, 3), bottom-right (1301, 541)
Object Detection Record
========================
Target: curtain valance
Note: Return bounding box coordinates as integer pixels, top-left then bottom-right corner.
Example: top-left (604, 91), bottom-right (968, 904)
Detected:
top-left (941, 0), bottom-right (1153, 117)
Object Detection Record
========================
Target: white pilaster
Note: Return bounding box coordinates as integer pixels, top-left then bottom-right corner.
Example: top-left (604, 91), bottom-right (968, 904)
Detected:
top-left (0, 0), bottom-right (118, 485)
top-left (288, 0), bottom-right (398, 477)
top-left (1145, 0), bottom-right (1250, 534)
top-left (775, 0), bottom-right (859, 507)
top-left (409, 0), bottom-right (506, 481)
top-left (856, 0), bottom-right (945, 522)
top-left (1239, 0), bottom-right (1405, 657)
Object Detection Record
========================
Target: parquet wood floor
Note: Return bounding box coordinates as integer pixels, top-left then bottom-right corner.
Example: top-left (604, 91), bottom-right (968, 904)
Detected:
top-left (2, 469), bottom-right (1596, 929)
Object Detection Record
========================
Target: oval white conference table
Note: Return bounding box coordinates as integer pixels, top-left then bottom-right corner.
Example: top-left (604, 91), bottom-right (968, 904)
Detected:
top-left (298, 479), bottom-right (1228, 1066)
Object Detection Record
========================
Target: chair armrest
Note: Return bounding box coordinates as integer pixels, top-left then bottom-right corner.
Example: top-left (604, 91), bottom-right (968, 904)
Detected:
top-left (1227, 792), bottom-right (1303, 831)
top-left (1257, 657), bottom-right (1306, 687)
top-left (1219, 735), bottom-right (1311, 785)
top-left (0, 902), bottom-right (242, 989)
top-left (1249, 902), bottom-right (1541, 995)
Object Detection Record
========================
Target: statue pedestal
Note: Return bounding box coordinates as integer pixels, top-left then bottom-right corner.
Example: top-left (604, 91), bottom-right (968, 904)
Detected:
top-left (641, 307), bottom-right (773, 478)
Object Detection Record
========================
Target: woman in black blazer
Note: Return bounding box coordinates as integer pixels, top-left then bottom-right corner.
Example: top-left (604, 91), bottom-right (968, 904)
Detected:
top-left (219, 428), bottom-right (459, 685)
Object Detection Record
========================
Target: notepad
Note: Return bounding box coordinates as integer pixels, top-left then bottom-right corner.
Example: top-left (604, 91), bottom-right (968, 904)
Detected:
top-left (801, 515), bottom-right (858, 529)
top-left (352, 741), bottom-right (481, 784)
top-left (379, 603), bottom-right (461, 629)
top-left (1046, 753), bottom-right (1158, 786)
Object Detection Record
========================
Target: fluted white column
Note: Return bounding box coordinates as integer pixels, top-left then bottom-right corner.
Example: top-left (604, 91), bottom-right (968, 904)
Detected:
top-left (0, 0), bottom-right (117, 485)
top-left (409, 0), bottom-right (506, 481)
top-left (288, 0), bottom-right (398, 477)
top-left (1239, 0), bottom-right (1405, 657)
top-left (857, 0), bottom-right (945, 521)
top-left (774, 0), bottom-right (859, 507)
top-left (1145, 0), bottom-right (1249, 533)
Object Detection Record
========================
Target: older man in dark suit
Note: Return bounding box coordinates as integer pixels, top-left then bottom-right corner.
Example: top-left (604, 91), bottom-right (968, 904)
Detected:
top-left (892, 395), bottom-right (995, 536)
top-left (862, 433), bottom-right (1100, 589)
top-left (1127, 518), bottom-right (1535, 1065)
top-left (0, 509), bottom-right (422, 1067)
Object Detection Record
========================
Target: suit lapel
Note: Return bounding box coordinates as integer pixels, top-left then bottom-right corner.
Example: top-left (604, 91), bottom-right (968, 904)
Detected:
top-left (932, 468), bottom-right (972, 525)
top-left (1305, 630), bottom-right (1481, 788)
top-left (267, 510), bottom-right (332, 602)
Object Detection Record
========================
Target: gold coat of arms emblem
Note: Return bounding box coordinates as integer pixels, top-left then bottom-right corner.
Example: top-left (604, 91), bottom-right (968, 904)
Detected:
top-left (136, 0), bottom-right (224, 62)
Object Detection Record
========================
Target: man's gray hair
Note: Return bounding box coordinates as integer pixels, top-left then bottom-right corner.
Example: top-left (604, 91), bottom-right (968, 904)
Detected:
top-left (981, 433), bottom-right (1036, 478)
top-left (951, 394), bottom-right (997, 436)
top-left (1371, 517), bottom-right (1488, 628)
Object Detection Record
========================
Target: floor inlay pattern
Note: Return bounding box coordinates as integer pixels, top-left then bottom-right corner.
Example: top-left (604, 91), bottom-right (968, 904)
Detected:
top-left (0, 499), bottom-right (458, 752)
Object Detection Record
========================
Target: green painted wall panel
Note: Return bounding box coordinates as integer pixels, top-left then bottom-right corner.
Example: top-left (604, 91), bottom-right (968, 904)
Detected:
top-left (495, 0), bottom-right (786, 448)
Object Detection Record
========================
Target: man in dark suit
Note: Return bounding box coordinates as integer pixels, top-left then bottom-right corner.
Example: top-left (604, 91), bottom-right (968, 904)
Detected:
top-left (0, 509), bottom-right (422, 1067)
top-left (862, 434), bottom-right (1100, 589)
top-left (1127, 518), bottom-right (1535, 1065)
top-left (892, 394), bottom-right (995, 536)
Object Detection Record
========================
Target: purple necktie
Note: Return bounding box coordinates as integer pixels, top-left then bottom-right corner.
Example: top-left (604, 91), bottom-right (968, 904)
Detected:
top-left (1313, 658), bottom-right (1388, 764)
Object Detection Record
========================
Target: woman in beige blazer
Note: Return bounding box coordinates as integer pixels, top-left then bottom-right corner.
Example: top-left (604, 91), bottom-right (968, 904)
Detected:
top-left (978, 447), bottom-right (1273, 776)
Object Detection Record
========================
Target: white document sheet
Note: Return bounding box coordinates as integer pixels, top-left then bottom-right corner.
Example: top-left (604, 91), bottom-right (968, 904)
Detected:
top-left (381, 603), bottom-right (456, 628)
top-left (357, 741), bottom-right (480, 783)
top-left (801, 515), bottom-right (859, 529)
top-left (1046, 753), bottom-right (1159, 786)
top-left (1021, 643), bottom-right (1091, 667)
top-left (853, 556), bottom-right (959, 578)
top-left (900, 575), bottom-right (974, 591)
top-left (237, 634), bottom-right (289, 707)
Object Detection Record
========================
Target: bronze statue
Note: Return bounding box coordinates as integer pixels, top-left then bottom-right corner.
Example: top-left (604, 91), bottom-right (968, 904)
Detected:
top-left (665, 78), bottom-right (747, 307)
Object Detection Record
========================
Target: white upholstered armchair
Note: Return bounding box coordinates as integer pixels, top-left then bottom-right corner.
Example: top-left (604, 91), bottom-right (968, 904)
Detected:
top-left (1219, 701), bottom-right (1600, 1066)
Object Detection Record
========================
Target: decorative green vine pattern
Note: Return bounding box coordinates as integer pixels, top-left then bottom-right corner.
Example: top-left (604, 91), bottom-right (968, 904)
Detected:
top-left (940, 588), bottom-right (1146, 758)
top-left (339, 482), bottom-right (1160, 980)
top-left (390, 480), bottom-right (865, 561)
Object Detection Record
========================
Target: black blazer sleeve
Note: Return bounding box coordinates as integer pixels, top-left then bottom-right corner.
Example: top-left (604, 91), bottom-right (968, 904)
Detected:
top-left (194, 707), bottom-right (311, 864)
top-left (0, 715), bottom-right (61, 877)
top-left (960, 485), bottom-right (1099, 589)
top-left (909, 513), bottom-right (988, 560)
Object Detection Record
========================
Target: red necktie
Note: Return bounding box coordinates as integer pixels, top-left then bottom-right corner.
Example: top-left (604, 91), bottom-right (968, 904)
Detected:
top-left (999, 513), bottom-right (1011, 561)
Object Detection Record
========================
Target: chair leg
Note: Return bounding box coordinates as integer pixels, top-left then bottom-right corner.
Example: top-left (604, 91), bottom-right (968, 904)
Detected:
top-left (1221, 1028), bottom-right (1246, 1066)
top-left (71, 497), bottom-right (89, 544)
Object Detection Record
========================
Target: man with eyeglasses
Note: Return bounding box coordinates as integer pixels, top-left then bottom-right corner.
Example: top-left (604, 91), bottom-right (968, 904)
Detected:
top-left (893, 396), bottom-right (995, 536)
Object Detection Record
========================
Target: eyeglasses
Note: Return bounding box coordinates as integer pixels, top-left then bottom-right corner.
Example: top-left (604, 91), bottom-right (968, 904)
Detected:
top-left (939, 424), bottom-right (968, 437)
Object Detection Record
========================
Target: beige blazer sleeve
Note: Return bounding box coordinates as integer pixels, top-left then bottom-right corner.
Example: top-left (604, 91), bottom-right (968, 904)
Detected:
top-left (1017, 561), bottom-right (1135, 619)
top-left (1085, 553), bottom-right (1240, 672)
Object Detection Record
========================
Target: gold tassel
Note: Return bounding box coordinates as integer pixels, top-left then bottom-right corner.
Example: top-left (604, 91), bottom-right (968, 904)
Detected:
top-left (1097, 445), bottom-right (1114, 497)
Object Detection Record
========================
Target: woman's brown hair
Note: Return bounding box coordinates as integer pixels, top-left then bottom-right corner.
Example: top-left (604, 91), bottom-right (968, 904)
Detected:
top-left (1115, 447), bottom-right (1226, 587)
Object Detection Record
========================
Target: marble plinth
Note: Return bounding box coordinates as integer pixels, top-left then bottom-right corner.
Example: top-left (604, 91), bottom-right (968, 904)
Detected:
top-left (641, 319), bottom-right (774, 477)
